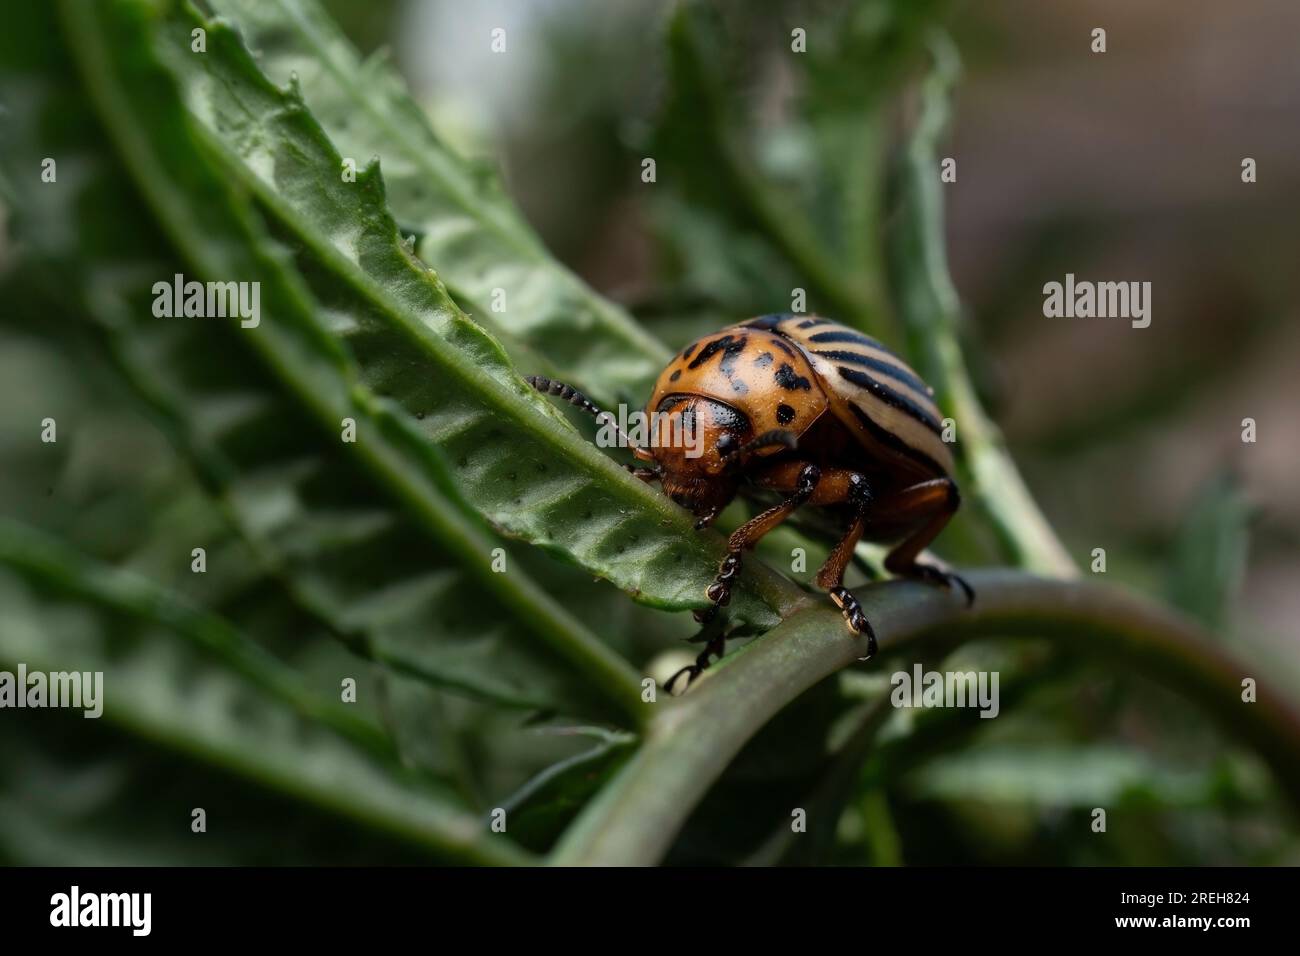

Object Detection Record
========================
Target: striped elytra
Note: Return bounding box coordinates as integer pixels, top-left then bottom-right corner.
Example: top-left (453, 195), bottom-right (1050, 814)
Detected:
top-left (648, 312), bottom-right (953, 485)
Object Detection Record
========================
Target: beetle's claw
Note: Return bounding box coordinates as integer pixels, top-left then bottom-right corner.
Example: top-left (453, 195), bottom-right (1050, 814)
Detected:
top-left (909, 563), bottom-right (975, 608)
top-left (693, 508), bottom-right (720, 530)
top-left (699, 552), bottom-right (739, 611)
top-left (830, 586), bottom-right (878, 656)
top-left (953, 574), bottom-right (975, 608)
top-left (668, 627), bottom-right (728, 693)
top-left (704, 582), bottom-right (732, 605)
top-left (665, 663), bottom-right (704, 695)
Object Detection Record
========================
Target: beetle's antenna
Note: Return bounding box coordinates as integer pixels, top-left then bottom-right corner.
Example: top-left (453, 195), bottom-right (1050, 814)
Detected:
top-left (526, 375), bottom-right (652, 463)
top-left (724, 429), bottom-right (798, 460)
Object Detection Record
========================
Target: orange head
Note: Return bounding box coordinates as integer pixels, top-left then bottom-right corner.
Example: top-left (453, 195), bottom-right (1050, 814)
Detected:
top-left (634, 395), bottom-right (749, 520)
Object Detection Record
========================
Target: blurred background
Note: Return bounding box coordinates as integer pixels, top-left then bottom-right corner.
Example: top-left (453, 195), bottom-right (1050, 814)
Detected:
top-left (2, 0), bottom-right (1297, 865)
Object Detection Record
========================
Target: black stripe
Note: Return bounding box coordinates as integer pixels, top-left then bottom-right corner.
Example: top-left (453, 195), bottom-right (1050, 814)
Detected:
top-left (741, 313), bottom-right (795, 331)
top-left (688, 334), bottom-right (744, 370)
top-left (813, 349), bottom-right (931, 398)
top-left (796, 317), bottom-right (830, 329)
top-left (807, 329), bottom-right (903, 358)
top-left (848, 404), bottom-right (947, 478)
top-left (836, 366), bottom-right (943, 435)
top-left (774, 362), bottom-right (812, 391)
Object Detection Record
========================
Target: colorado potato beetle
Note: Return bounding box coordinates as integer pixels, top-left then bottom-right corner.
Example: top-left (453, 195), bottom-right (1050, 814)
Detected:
top-left (529, 313), bottom-right (972, 690)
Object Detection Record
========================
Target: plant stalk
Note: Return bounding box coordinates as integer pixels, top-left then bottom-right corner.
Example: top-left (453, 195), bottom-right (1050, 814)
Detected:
top-left (889, 33), bottom-right (1076, 578)
top-left (552, 569), bottom-right (1300, 865)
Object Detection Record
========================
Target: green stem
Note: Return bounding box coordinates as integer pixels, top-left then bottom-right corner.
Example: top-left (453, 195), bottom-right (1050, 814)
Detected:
top-left (889, 33), bottom-right (1076, 577)
top-left (551, 569), bottom-right (1300, 865)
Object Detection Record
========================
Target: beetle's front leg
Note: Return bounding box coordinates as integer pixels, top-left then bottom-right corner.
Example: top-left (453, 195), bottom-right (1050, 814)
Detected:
top-left (664, 625), bottom-right (728, 694)
top-left (692, 503), bottom-right (723, 530)
top-left (693, 461), bottom-right (821, 622)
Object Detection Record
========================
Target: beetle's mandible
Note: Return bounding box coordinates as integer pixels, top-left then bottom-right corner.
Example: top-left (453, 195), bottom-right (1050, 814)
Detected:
top-left (528, 313), bottom-right (972, 691)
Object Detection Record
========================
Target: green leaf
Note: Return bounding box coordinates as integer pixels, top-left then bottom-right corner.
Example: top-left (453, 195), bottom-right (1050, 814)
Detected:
top-left (0, 320), bottom-right (633, 804)
top-left (0, 716), bottom-right (443, 865)
top-left (0, 0), bottom-right (644, 721)
top-left (187, 0), bottom-right (849, 634)
top-left (0, 517), bottom-right (390, 756)
top-left (154, 0), bottom-right (789, 627)
top-left (1166, 472), bottom-right (1253, 632)
top-left (206, 0), bottom-right (670, 407)
top-left (494, 729), bottom-right (637, 852)
top-left (0, 319), bottom-right (427, 749)
top-left (0, 522), bottom-right (528, 865)
top-left (651, 1), bottom-right (938, 331)
top-left (905, 745), bottom-right (1244, 809)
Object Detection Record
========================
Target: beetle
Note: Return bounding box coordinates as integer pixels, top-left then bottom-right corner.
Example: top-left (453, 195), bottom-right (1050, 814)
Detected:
top-left (528, 312), bottom-right (972, 690)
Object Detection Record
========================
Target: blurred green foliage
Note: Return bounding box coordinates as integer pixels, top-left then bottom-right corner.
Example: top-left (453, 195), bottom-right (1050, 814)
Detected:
top-left (0, 0), bottom-right (1295, 866)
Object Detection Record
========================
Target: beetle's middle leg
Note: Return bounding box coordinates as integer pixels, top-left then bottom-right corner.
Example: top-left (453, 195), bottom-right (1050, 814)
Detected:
top-left (729, 462), bottom-right (881, 649)
top-left (811, 472), bottom-right (878, 654)
top-left (695, 462), bottom-right (821, 623)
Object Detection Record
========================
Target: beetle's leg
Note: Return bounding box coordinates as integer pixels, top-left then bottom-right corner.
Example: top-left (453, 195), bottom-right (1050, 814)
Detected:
top-left (721, 428), bottom-right (799, 464)
top-left (879, 478), bottom-right (974, 606)
top-left (812, 473), bottom-right (878, 654)
top-left (665, 626), bottom-right (728, 694)
top-left (624, 463), bottom-right (659, 483)
top-left (749, 463), bottom-right (882, 646)
top-left (692, 503), bottom-right (723, 530)
top-left (694, 462), bottom-right (821, 621)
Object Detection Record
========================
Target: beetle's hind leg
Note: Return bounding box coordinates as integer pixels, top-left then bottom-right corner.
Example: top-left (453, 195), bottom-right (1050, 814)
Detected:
top-left (881, 478), bottom-right (974, 607)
